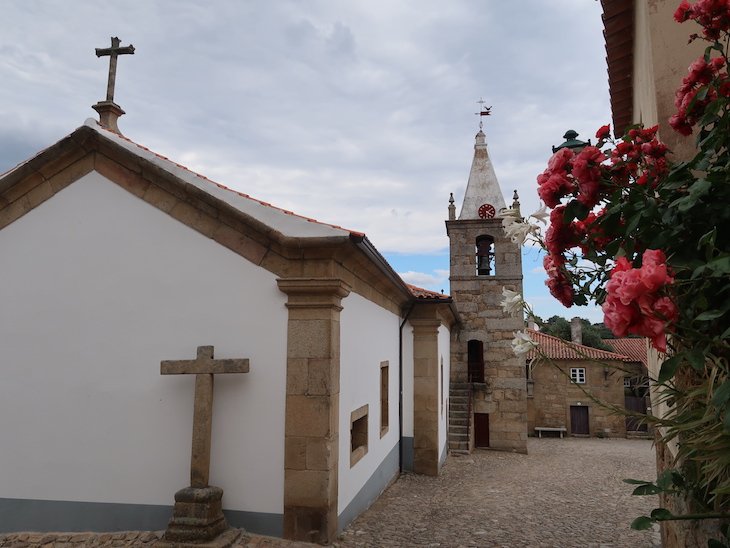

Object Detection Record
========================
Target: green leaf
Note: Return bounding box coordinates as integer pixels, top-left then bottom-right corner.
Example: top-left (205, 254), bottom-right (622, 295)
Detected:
top-left (631, 516), bottom-right (655, 530)
top-left (712, 380), bottom-right (730, 408)
top-left (697, 310), bottom-right (726, 321)
top-left (723, 408), bottom-right (730, 432)
top-left (564, 199), bottom-right (589, 222)
top-left (658, 355), bottom-right (682, 383)
top-left (650, 508), bottom-right (673, 521)
top-left (708, 540), bottom-right (727, 548)
top-left (633, 484), bottom-right (662, 495)
top-left (698, 228), bottom-right (717, 250)
top-left (623, 478), bottom-right (652, 485)
top-left (688, 349), bottom-right (707, 370)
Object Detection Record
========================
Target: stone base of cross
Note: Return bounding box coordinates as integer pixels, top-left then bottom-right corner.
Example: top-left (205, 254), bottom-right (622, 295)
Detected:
top-left (155, 346), bottom-right (249, 547)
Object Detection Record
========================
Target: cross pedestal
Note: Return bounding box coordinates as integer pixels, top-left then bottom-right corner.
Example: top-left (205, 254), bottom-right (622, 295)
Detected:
top-left (156, 346), bottom-right (249, 547)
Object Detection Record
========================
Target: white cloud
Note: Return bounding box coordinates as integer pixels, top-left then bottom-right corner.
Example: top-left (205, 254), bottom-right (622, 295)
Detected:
top-left (398, 269), bottom-right (449, 290)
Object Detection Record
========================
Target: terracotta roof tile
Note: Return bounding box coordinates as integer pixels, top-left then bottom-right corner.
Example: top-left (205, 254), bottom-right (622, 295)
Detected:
top-left (406, 284), bottom-right (450, 300)
top-left (526, 329), bottom-right (630, 362)
top-left (86, 120), bottom-right (364, 238)
top-left (604, 338), bottom-right (648, 366)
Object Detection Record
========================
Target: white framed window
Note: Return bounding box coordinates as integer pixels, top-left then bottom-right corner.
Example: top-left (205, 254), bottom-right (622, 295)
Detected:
top-left (570, 367), bottom-right (586, 384)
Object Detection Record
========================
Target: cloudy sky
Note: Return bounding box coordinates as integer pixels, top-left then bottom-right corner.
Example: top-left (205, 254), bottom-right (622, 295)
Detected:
top-left (0, 0), bottom-right (612, 322)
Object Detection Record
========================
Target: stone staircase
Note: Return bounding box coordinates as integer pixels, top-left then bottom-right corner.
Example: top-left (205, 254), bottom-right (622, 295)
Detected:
top-left (448, 382), bottom-right (471, 454)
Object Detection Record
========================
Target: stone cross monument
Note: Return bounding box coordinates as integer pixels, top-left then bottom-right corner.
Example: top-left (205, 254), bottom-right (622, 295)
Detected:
top-left (157, 346), bottom-right (249, 547)
top-left (92, 36), bottom-right (135, 133)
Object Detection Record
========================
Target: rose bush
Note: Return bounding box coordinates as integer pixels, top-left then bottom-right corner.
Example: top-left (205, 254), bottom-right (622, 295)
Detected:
top-left (509, 0), bottom-right (730, 534)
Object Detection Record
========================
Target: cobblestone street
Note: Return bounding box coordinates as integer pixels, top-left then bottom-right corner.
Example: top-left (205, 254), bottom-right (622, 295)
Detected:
top-left (336, 438), bottom-right (661, 547)
top-left (0, 438), bottom-right (660, 547)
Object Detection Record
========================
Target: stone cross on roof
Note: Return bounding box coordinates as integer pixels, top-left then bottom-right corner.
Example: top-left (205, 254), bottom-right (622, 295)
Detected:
top-left (92, 36), bottom-right (135, 133)
top-left (161, 345), bottom-right (249, 488)
top-left (95, 36), bottom-right (135, 103)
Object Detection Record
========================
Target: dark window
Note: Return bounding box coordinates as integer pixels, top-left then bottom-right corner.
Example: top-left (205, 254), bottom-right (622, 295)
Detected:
top-left (467, 339), bottom-right (484, 383)
top-left (350, 405), bottom-right (369, 466)
top-left (380, 361), bottom-right (389, 436)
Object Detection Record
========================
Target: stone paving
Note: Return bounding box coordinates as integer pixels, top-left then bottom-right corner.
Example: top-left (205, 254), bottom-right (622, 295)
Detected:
top-left (0, 438), bottom-right (660, 547)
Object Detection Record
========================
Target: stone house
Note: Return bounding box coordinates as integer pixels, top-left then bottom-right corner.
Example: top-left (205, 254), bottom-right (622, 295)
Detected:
top-left (0, 113), bottom-right (457, 544)
top-left (525, 330), bottom-right (629, 438)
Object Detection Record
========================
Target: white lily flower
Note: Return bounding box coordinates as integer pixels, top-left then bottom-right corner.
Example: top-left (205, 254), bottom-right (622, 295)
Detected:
top-left (503, 220), bottom-right (532, 245)
top-left (511, 330), bottom-right (537, 356)
top-left (529, 203), bottom-right (549, 224)
top-left (501, 287), bottom-right (524, 317)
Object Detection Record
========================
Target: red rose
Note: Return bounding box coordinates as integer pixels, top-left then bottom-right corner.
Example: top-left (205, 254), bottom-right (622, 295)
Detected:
top-left (595, 124), bottom-right (611, 140)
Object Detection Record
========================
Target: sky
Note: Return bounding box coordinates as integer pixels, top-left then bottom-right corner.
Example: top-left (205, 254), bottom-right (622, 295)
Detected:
top-left (0, 1), bottom-right (612, 323)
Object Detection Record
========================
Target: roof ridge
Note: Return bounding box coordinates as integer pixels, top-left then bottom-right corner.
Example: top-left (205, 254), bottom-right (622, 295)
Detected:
top-left (527, 329), bottom-right (631, 361)
top-left (83, 119), bottom-right (364, 237)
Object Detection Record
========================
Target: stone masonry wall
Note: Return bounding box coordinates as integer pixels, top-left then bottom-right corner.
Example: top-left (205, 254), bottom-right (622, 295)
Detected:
top-left (447, 218), bottom-right (527, 453)
top-left (528, 359), bottom-right (625, 437)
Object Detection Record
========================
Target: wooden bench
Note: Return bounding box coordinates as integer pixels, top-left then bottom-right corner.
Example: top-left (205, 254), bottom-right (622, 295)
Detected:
top-left (535, 426), bottom-right (567, 438)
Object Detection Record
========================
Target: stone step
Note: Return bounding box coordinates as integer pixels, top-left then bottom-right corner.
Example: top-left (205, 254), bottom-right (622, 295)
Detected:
top-left (449, 426), bottom-right (468, 435)
top-left (451, 382), bottom-right (471, 389)
top-left (450, 396), bottom-right (469, 403)
top-left (448, 441), bottom-right (469, 451)
top-left (449, 418), bottom-right (468, 427)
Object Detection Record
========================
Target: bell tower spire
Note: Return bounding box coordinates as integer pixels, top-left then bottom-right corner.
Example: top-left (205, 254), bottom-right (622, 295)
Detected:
top-left (458, 106), bottom-right (507, 220)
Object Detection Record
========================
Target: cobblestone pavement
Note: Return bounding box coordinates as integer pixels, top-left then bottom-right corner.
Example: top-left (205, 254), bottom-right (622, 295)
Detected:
top-left (0, 438), bottom-right (660, 547)
top-left (336, 438), bottom-right (661, 547)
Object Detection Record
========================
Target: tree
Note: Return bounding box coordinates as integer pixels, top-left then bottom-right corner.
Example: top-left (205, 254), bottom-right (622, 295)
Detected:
top-left (541, 316), bottom-right (612, 351)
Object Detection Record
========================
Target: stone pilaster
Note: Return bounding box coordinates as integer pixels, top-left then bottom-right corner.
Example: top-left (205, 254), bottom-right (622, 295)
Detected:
top-left (277, 278), bottom-right (350, 544)
top-left (411, 311), bottom-right (442, 476)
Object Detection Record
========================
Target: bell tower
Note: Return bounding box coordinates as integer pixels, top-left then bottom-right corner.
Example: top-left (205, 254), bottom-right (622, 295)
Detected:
top-left (446, 116), bottom-right (527, 454)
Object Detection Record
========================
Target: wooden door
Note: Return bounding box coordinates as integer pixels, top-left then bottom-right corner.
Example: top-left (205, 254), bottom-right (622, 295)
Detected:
top-left (474, 413), bottom-right (489, 447)
top-left (625, 396), bottom-right (648, 432)
top-left (570, 406), bottom-right (589, 435)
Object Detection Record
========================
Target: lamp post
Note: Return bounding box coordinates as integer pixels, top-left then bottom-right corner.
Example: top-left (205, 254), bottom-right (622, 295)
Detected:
top-left (552, 129), bottom-right (590, 153)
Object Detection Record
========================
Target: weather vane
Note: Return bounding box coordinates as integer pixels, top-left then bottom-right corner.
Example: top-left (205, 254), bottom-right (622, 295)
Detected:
top-left (475, 97), bottom-right (492, 130)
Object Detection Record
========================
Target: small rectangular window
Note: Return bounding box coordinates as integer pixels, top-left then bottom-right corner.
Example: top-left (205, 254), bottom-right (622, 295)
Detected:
top-left (624, 377), bottom-right (632, 388)
top-left (380, 361), bottom-right (389, 437)
top-left (350, 404), bottom-right (368, 467)
top-left (570, 368), bottom-right (586, 384)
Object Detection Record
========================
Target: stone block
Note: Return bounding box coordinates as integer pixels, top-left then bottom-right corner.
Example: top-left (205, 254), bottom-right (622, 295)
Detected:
top-left (286, 358), bottom-right (308, 395)
top-left (213, 224), bottom-right (268, 265)
top-left (306, 437), bottom-right (335, 471)
top-left (285, 436), bottom-right (307, 470)
top-left (286, 395), bottom-right (333, 437)
top-left (284, 469), bottom-right (336, 507)
top-left (308, 358), bottom-right (337, 395)
top-left (287, 319), bottom-right (333, 359)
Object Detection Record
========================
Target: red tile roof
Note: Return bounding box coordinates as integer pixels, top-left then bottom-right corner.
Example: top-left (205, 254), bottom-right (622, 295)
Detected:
top-left (406, 284), bottom-right (451, 300)
top-left (89, 119), bottom-right (364, 238)
top-left (526, 329), bottom-right (630, 362)
top-left (604, 338), bottom-right (648, 366)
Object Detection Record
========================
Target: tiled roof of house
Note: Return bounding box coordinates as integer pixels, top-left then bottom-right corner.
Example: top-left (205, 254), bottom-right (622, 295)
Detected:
top-left (604, 338), bottom-right (648, 366)
top-left (526, 329), bottom-right (631, 362)
top-left (406, 284), bottom-right (450, 300)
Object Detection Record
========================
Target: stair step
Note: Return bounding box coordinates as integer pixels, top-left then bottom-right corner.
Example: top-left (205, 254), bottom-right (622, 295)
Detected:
top-left (449, 419), bottom-right (468, 427)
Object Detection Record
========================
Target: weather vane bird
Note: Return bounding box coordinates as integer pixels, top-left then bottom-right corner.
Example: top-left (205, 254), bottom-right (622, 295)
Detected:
top-left (475, 97), bottom-right (492, 129)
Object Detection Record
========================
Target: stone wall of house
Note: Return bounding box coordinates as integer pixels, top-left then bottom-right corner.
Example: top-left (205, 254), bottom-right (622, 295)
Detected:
top-left (527, 359), bottom-right (625, 437)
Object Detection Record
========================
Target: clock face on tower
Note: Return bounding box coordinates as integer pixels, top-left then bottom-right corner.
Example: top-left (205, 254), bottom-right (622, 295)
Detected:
top-left (478, 203), bottom-right (496, 219)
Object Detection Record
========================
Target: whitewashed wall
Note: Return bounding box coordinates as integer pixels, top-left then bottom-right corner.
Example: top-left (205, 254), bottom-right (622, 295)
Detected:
top-left (401, 323), bottom-right (414, 439)
top-left (438, 324), bottom-right (451, 462)
top-left (338, 292), bottom-right (400, 515)
top-left (0, 172), bottom-right (287, 514)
